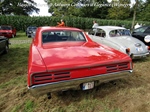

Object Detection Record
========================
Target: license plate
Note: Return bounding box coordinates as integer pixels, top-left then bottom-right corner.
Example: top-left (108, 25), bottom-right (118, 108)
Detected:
top-left (82, 82), bottom-right (94, 90)
top-left (136, 47), bottom-right (143, 52)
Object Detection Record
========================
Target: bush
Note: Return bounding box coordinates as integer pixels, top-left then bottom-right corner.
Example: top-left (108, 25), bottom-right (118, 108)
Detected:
top-left (0, 15), bottom-right (150, 31)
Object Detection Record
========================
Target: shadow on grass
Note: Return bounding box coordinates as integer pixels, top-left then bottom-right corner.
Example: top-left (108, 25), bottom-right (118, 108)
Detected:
top-left (52, 74), bottom-right (144, 103)
top-left (132, 56), bottom-right (150, 63)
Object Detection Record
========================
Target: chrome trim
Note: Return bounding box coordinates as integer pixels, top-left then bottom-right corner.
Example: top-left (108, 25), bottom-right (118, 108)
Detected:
top-left (29, 61), bottom-right (130, 86)
top-left (28, 70), bottom-right (133, 96)
top-left (131, 52), bottom-right (149, 59)
top-left (135, 43), bottom-right (141, 47)
top-left (46, 61), bottom-right (130, 72)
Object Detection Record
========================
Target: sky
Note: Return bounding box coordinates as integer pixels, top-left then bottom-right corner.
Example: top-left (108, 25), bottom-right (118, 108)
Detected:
top-left (31, 0), bottom-right (51, 16)
top-left (31, 0), bottom-right (145, 16)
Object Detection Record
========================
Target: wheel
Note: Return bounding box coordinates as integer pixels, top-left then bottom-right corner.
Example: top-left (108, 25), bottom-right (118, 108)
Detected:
top-left (3, 44), bottom-right (9, 54)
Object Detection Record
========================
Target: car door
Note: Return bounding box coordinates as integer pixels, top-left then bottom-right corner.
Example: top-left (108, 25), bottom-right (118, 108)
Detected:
top-left (88, 29), bottom-right (104, 43)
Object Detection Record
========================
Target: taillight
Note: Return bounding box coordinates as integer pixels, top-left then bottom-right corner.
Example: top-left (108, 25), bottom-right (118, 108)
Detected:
top-left (148, 46), bottom-right (150, 50)
top-left (126, 48), bottom-right (130, 54)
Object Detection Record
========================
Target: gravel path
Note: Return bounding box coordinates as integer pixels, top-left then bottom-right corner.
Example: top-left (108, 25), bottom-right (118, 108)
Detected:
top-left (9, 39), bottom-right (32, 44)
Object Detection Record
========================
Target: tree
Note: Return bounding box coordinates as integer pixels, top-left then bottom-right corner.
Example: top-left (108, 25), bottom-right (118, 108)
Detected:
top-left (78, 0), bottom-right (110, 19)
top-left (46, 0), bottom-right (79, 17)
top-left (107, 0), bottom-right (130, 20)
top-left (45, 0), bottom-right (110, 19)
top-left (0, 0), bottom-right (39, 16)
top-left (138, 0), bottom-right (150, 21)
top-left (131, 0), bottom-right (144, 32)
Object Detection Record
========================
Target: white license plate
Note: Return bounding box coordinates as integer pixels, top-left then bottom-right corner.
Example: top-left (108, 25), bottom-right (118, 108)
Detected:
top-left (82, 82), bottom-right (94, 90)
top-left (136, 47), bottom-right (143, 52)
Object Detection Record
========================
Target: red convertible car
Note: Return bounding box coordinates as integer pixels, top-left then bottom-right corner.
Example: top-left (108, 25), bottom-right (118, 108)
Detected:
top-left (28, 26), bottom-right (133, 98)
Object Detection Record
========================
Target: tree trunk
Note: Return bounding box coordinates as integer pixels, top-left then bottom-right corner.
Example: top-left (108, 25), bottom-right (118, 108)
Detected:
top-left (131, 0), bottom-right (138, 33)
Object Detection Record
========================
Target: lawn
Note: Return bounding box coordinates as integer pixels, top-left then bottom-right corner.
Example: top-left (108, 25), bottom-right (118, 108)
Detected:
top-left (0, 32), bottom-right (150, 112)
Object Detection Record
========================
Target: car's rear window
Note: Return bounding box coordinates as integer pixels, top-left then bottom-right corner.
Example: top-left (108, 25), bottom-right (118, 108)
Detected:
top-left (42, 30), bottom-right (86, 43)
top-left (109, 29), bottom-right (131, 37)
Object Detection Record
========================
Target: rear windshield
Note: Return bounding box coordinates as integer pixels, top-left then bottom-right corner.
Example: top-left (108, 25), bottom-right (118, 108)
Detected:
top-left (42, 30), bottom-right (86, 43)
top-left (0, 26), bottom-right (12, 30)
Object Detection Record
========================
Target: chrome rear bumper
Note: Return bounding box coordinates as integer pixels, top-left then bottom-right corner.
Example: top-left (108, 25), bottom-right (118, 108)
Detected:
top-left (131, 52), bottom-right (149, 59)
top-left (28, 70), bottom-right (133, 96)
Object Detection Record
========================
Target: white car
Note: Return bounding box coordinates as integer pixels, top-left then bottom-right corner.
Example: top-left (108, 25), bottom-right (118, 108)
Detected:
top-left (87, 26), bottom-right (149, 59)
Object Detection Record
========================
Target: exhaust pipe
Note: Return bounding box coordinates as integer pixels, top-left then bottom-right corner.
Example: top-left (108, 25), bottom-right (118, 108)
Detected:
top-left (47, 92), bottom-right (51, 99)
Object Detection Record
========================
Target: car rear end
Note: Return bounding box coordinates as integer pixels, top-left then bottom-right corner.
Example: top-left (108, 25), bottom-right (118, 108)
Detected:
top-left (27, 27), bottom-right (133, 98)
top-left (29, 60), bottom-right (132, 96)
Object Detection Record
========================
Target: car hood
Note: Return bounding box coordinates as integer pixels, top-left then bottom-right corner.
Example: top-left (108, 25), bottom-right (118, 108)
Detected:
top-left (37, 42), bottom-right (130, 71)
top-left (0, 30), bottom-right (12, 33)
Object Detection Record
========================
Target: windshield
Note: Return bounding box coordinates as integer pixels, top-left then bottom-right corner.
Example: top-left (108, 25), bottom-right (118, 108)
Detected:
top-left (133, 26), bottom-right (148, 33)
top-left (109, 29), bottom-right (131, 37)
top-left (0, 26), bottom-right (12, 30)
top-left (28, 27), bottom-right (37, 30)
top-left (42, 30), bottom-right (86, 43)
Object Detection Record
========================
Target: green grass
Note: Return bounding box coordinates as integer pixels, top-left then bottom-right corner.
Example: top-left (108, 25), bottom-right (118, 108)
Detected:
top-left (23, 100), bottom-right (35, 112)
top-left (0, 33), bottom-right (31, 87)
top-left (0, 75), bottom-right (26, 89)
top-left (0, 32), bottom-right (150, 112)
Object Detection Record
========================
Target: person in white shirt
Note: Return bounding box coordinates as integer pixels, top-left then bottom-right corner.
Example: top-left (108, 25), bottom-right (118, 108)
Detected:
top-left (134, 23), bottom-right (141, 29)
top-left (92, 20), bottom-right (99, 32)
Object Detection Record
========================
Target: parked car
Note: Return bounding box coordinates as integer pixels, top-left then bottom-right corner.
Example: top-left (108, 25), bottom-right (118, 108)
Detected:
top-left (132, 26), bottom-right (150, 47)
top-left (28, 26), bottom-right (133, 98)
top-left (26, 26), bottom-right (37, 38)
top-left (0, 36), bottom-right (9, 54)
top-left (0, 25), bottom-right (17, 38)
top-left (87, 26), bottom-right (149, 59)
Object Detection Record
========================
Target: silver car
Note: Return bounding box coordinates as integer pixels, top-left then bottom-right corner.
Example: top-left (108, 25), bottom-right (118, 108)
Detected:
top-left (87, 26), bottom-right (149, 59)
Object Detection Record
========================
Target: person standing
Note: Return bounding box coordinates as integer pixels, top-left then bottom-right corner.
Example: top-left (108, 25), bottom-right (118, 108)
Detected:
top-left (134, 23), bottom-right (140, 29)
top-left (57, 19), bottom-right (65, 27)
top-left (92, 20), bottom-right (99, 32)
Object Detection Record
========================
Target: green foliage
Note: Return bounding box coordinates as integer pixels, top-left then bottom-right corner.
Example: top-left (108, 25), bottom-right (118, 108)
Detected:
top-left (46, 0), bottom-right (110, 19)
top-left (47, 0), bottom-right (79, 17)
top-left (76, 0), bottom-right (110, 19)
top-left (0, 15), bottom-right (150, 31)
top-left (137, 0), bottom-right (150, 21)
top-left (107, 0), bottom-right (131, 20)
top-left (0, 0), bottom-right (39, 15)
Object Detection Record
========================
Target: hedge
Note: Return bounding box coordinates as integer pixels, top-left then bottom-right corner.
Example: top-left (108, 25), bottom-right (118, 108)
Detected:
top-left (0, 15), bottom-right (150, 31)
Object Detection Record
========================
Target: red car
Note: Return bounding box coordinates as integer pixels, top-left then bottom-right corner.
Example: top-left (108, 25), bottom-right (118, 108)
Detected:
top-left (0, 25), bottom-right (17, 38)
top-left (28, 26), bottom-right (133, 98)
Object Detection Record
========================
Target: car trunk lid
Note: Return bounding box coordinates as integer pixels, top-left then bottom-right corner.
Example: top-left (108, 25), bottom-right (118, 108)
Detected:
top-left (37, 41), bottom-right (130, 71)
